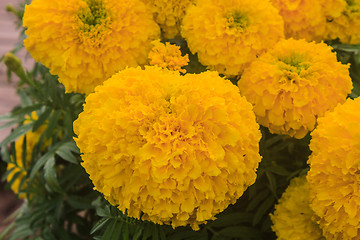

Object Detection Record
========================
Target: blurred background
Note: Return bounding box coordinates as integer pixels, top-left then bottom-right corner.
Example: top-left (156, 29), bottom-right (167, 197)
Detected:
top-left (0, 0), bottom-right (32, 233)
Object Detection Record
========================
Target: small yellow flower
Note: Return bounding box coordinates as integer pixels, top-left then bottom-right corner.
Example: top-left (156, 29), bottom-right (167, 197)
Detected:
top-left (148, 40), bottom-right (189, 73)
top-left (141, 0), bottom-right (196, 39)
top-left (23, 0), bottom-right (160, 94)
top-left (271, 176), bottom-right (324, 240)
top-left (307, 97), bottom-right (360, 240)
top-left (238, 38), bottom-right (352, 138)
top-left (181, 0), bottom-right (284, 76)
top-left (74, 67), bottom-right (262, 230)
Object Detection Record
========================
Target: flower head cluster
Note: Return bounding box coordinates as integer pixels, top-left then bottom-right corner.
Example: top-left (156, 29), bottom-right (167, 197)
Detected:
top-left (238, 38), bottom-right (352, 138)
top-left (23, 0), bottom-right (160, 94)
top-left (307, 97), bottom-right (360, 240)
top-left (148, 40), bottom-right (189, 73)
top-left (181, 0), bottom-right (284, 76)
top-left (141, 0), bottom-right (195, 39)
top-left (74, 67), bottom-right (262, 230)
top-left (7, 113), bottom-right (48, 198)
top-left (326, 0), bottom-right (360, 44)
top-left (271, 176), bottom-right (323, 240)
top-left (271, 0), bottom-right (345, 42)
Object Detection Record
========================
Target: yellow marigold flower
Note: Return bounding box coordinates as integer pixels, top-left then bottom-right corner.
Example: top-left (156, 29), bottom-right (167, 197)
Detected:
top-left (307, 97), bottom-right (360, 240)
top-left (271, 176), bottom-right (324, 240)
top-left (148, 40), bottom-right (189, 73)
top-left (141, 0), bottom-right (195, 39)
top-left (238, 38), bottom-right (352, 139)
top-left (23, 0), bottom-right (160, 94)
top-left (326, 0), bottom-right (360, 44)
top-left (271, 0), bottom-right (345, 42)
top-left (7, 113), bottom-right (47, 198)
top-left (181, 0), bottom-right (284, 76)
top-left (74, 67), bottom-right (262, 230)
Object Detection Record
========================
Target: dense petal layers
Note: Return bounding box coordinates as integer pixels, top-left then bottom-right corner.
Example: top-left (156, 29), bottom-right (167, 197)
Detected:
top-left (238, 38), bottom-right (352, 138)
top-left (141, 0), bottom-right (195, 39)
top-left (307, 97), bottom-right (360, 240)
top-left (74, 67), bottom-right (262, 229)
top-left (23, 0), bottom-right (160, 94)
top-left (271, 0), bottom-right (345, 41)
top-left (148, 40), bottom-right (189, 73)
top-left (181, 0), bottom-right (284, 76)
top-left (326, 0), bottom-right (360, 44)
top-left (271, 176), bottom-right (323, 240)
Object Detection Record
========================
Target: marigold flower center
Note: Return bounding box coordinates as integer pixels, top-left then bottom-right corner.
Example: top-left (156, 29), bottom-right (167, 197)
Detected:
top-left (76, 0), bottom-right (111, 48)
top-left (78, 0), bottom-right (108, 27)
top-left (278, 53), bottom-right (312, 76)
top-left (226, 11), bottom-right (249, 31)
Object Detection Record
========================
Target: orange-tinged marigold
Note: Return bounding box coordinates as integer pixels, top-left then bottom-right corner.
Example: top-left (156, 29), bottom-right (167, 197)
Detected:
top-left (148, 40), bottom-right (189, 73)
top-left (271, 0), bottom-right (345, 42)
top-left (238, 38), bottom-right (352, 139)
top-left (307, 97), bottom-right (360, 240)
top-left (74, 67), bottom-right (262, 230)
top-left (23, 0), bottom-right (160, 94)
top-left (271, 176), bottom-right (324, 240)
top-left (141, 0), bottom-right (196, 39)
top-left (181, 0), bottom-right (284, 76)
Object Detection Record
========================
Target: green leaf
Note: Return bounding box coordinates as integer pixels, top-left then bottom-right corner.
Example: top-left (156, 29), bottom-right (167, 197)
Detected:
top-left (56, 146), bottom-right (78, 164)
top-left (66, 195), bottom-right (93, 209)
top-left (132, 226), bottom-right (143, 240)
top-left (32, 108), bottom-right (52, 132)
top-left (252, 196), bottom-right (275, 226)
top-left (209, 212), bottom-right (253, 228)
top-left (102, 220), bottom-right (118, 240)
top-left (30, 141), bottom-right (63, 179)
top-left (265, 172), bottom-right (277, 196)
top-left (218, 226), bottom-right (261, 239)
top-left (112, 221), bottom-right (123, 240)
top-left (44, 156), bottom-right (62, 193)
top-left (0, 123), bottom-right (33, 147)
top-left (91, 218), bottom-right (111, 235)
top-left (246, 189), bottom-right (269, 212)
top-left (44, 110), bottom-right (61, 139)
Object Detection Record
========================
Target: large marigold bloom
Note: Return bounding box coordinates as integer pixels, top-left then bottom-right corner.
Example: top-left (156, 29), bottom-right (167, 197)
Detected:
top-left (141, 0), bottom-right (196, 39)
top-left (307, 97), bottom-right (360, 240)
top-left (23, 0), bottom-right (160, 94)
top-left (181, 0), bottom-right (284, 76)
top-left (148, 40), bottom-right (189, 73)
top-left (238, 38), bottom-right (352, 139)
top-left (326, 0), bottom-right (360, 44)
top-left (74, 67), bottom-right (262, 230)
top-left (271, 0), bottom-right (345, 42)
top-left (271, 176), bottom-right (323, 240)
